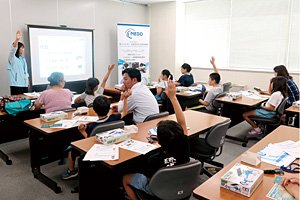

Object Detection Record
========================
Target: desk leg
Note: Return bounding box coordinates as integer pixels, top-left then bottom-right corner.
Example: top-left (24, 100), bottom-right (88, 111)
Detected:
top-left (0, 150), bottom-right (12, 165)
top-left (28, 130), bottom-right (62, 193)
top-left (78, 156), bottom-right (124, 200)
top-left (32, 167), bottom-right (61, 193)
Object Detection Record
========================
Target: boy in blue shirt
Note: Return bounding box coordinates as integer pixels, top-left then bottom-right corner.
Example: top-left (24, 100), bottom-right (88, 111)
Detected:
top-left (175, 63), bottom-right (194, 87)
top-left (122, 80), bottom-right (190, 199)
top-left (61, 91), bottom-right (131, 179)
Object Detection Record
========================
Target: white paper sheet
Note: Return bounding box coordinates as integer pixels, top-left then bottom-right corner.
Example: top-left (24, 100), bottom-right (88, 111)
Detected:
top-left (54, 120), bottom-right (78, 128)
top-left (83, 144), bottom-right (119, 161)
top-left (274, 140), bottom-right (300, 158)
top-left (257, 143), bottom-right (296, 167)
top-left (118, 139), bottom-right (157, 154)
top-left (24, 92), bottom-right (40, 97)
top-left (75, 116), bottom-right (99, 122)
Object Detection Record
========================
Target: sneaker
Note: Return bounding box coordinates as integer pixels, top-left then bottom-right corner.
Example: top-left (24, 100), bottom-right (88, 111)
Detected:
top-left (248, 128), bottom-right (262, 135)
top-left (61, 169), bottom-right (78, 180)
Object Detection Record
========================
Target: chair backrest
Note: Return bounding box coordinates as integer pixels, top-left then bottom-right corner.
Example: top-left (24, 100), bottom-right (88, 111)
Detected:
top-left (149, 161), bottom-right (201, 200)
top-left (222, 82), bottom-right (232, 93)
top-left (143, 111), bottom-right (169, 122)
top-left (276, 97), bottom-right (288, 116)
top-left (212, 92), bottom-right (226, 109)
top-left (89, 120), bottom-right (125, 137)
top-left (205, 120), bottom-right (231, 149)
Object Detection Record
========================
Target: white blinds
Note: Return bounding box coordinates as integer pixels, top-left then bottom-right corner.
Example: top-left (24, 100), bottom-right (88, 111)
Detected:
top-left (184, 0), bottom-right (300, 72)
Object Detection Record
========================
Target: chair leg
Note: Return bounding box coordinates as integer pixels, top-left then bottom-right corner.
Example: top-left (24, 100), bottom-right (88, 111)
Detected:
top-left (206, 160), bottom-right (224, 168)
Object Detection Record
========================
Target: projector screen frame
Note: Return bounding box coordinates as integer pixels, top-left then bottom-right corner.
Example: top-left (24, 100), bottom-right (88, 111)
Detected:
top-left (27, 24), bottom-right (94, 93)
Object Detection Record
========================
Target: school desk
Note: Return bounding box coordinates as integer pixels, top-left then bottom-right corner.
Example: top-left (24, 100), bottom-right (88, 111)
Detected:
top-left (216, 92), bottom-right (269, 146)
top-left (285, 106), bottom-right (300, 128)
top-left (70, 110), bottom-right (229, 199)
top-left (193, 125), bottom-right (299, 200)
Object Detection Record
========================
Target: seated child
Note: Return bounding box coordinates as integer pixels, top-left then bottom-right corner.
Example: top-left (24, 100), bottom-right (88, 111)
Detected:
top-left (154, 69), bottom-right (173, 103)
top-left (35, 72), bottom-right (72, 113)
top-left (61, 90), bottom-right (131, 179)
top-left (175, 63), bottom-right (194, 87)
top-left (242, 76), bottom-right (287, 135)
top-left (189, 73), bottom-right (223, 113)
top-left (122, 80), bottom-right (190, 200)
top-left (74, 64), bottom-right (115, 107)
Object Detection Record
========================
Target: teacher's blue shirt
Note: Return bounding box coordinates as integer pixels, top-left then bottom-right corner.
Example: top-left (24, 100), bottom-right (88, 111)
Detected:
top-left (7, 46), bottom-right (29, 87)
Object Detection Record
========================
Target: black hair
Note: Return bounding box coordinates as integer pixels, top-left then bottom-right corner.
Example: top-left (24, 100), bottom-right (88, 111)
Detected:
top-left (47, 72), bottom-right (65, 86)
top-left (274, 65), bottom-right (292, 79)
top-left (157, 120), bottom-right (185, 154)
top-left (161, 69), bottom-right (173, 80)
top-left (15, 42), bottom-right (24, 58)
top-left (93, 96), bottom-right (111, 116)
top-left (209, 72), bottom-right (221, 84)
top-left (181, 63), bottom-right (192, 72)
top-left (122, 68), bottom-right (141, 82)
top-left (271, 76), bottom-right (288, 98)
top-left (85, 78), bottom-right (99, 95)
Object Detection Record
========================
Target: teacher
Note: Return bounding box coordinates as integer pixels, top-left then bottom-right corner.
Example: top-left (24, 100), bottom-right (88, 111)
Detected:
top-left (8, 30), bottom-right (30, 95)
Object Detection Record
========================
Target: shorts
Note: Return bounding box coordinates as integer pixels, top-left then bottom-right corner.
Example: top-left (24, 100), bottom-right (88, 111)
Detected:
top-left (254, 109), bottom-right (276, 118)
top-left (130, 173), bottom-right (154, 196)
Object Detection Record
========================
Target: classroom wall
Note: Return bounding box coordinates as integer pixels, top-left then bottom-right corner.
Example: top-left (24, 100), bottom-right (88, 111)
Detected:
top-left (149, 1), bottom-right (300, 90)
top-left (0, 0), bottom-right (148, 96)
top-left (148, 2), bottom-right (177, 82)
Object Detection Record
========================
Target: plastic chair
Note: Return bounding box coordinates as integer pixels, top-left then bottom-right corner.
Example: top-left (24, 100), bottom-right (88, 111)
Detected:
top-left (143, 111), bottom-right (169, 122)
top-left (134, 161), bottom-right (201, 200)
top-left (222, 82), bottom-right (232, 93)
top-left (243, 98), bottom-right (288, 146)
top-left (189, 120), bottom-right (231, 177)
top-left (90, 120), bottom-right (125, 137)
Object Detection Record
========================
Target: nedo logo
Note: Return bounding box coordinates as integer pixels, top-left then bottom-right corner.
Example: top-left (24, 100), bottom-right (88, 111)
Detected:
top-left (125, 28), bottom-right (143, 39)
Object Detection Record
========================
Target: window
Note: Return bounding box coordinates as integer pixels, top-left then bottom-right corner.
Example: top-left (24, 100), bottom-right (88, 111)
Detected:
top-left (184, 0), bottom-right (300, 73)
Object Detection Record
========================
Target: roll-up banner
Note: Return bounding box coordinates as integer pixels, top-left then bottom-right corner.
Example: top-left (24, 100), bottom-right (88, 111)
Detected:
top-left (117, 24), bottom-right (150, 84)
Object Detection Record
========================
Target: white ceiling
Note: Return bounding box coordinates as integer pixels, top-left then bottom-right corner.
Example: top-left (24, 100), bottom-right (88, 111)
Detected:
top-left (121, 0), bottom-right (175, 5)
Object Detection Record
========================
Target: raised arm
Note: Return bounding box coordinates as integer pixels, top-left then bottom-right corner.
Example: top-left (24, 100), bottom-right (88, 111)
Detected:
top-left (100, 64), bottom-right (115, 88)
top-left (165, 80), bottom-right (188, 135)
top-left (210, 56), bottom-right (219, 74)
top-left (8, 31), bottom-right (22, 65)
top-left (120, 90), bottom-right (132, 118)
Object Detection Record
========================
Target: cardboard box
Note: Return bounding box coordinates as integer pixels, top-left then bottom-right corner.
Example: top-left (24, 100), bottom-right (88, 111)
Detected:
top-left (292, 100), bottom-right (300, 107)
top-left (96, 128), bottom-right (131, 145)
top-left (227, 92), bottom-right (242, 100)
top-left (221, 163), bottom-right (264, 197)
top-left (40, 111), bottom-right (68, 122)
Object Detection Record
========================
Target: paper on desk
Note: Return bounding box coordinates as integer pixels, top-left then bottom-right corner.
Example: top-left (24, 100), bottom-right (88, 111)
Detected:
top-left (274, 140), bottom-right (300, 158)
top-left (266, 183), bottom-right (295, 200)
top-left (54, 120), bottom-right (78, 128)
top-left (83, 144), bottom-right (119, 161)
top-left (75, 116), bottom-right (99, 122)
top-left (148, 127), bottom-right (190, 135)
top-left (24, 92), bottom-right (40, 97)
top-left (118, 139), bottom-right (157, 154)
top-left (257, 143), bottom-right (296, 167)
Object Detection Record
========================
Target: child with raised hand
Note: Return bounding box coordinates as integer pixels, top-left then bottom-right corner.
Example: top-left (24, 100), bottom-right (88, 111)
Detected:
top-left (61, 89), bottom-right (131, 180)
top-left (154, 69), bottom-right (173, 103)
top-left (74, 64), bottom-right (115, 107)
top-left (242, 76), bottom-right (288, 135)
top-left (122, 80), bottom-right (190, 200)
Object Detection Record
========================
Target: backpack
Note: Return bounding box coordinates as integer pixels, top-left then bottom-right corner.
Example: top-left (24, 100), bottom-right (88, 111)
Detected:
top-left (5, 99), bottom-right (32, 116)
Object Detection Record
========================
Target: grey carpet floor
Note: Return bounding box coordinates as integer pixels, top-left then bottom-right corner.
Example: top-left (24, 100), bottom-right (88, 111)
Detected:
top-left (0, 121), bottom-right (257, 200)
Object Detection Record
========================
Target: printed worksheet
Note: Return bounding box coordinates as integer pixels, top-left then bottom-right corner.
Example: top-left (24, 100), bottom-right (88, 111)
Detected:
top-left (267, 183), bottom-right (295, 200)
top-left (83, 144), bottom-right (119, 161)
top-left (118, 139), bottom-right (157, 154)
top-left (54, 120), bottom-right (77, 128)
top-left (274, 140), bottom-right (300, 158)
top-left (257, 144), bottom-right (296, 167)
